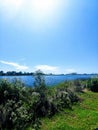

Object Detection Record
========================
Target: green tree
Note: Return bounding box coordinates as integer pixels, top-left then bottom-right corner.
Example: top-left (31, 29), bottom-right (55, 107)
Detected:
top-left (90, 78), bottom-right (98, 92)
top-left (33, 70), bottom-right (51, 117)
top-left (33, 70), bottom-right (46, 93)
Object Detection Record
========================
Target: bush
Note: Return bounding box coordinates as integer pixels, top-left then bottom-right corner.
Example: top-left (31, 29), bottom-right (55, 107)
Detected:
top-left (86, 78), bottom-right (98, 92)
top-left (90, 79), bottom-right (98, 92)
top-left (0, 72), bottom-right (80, 130)
top-left (0, 79), bottom-right (41, 130)
top-left (52, 87), bottom-right (79, 111)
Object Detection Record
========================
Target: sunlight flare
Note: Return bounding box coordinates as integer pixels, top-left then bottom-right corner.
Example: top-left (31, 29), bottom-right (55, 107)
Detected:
top-left (0, 0), bottom-right (69, 30)
top-left (32, 0), bottom-right (59, 20)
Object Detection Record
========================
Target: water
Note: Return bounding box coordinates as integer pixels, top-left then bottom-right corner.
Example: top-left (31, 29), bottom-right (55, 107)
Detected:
top-left (0, 74), bottom-right (95, 87)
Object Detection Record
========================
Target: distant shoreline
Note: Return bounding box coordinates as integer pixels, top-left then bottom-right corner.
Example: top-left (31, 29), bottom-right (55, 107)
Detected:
top-left (0, 71), bottom-right (98, 76)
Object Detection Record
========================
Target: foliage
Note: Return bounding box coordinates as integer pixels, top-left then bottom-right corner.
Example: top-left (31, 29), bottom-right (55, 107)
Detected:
top-left (33, 70), bottom-right (46, 94)
top-left (0, 79), bottom-right (41, 130)
top-left (33, 70), bottom-right (50, 117)
top-left (0, 70), bottom-right (34, 76)
top-left (87, 78), bottom-right (98, 92)
top-left (41, 91), bottom-right (98, 130)
top-left (0, 73), bottom-right (97, 130)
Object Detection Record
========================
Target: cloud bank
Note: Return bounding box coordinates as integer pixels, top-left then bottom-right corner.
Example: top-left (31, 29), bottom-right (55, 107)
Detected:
top-left (34, 65), bottom-right (59, 74)
top-left (34, 65), bottom-right (76, 74)
top-left (0, 60), bottom-right (76, 74)
top-left (65, 68), bottom-right (76, 73)
top-left (0, 60), bottom-right (28, 70)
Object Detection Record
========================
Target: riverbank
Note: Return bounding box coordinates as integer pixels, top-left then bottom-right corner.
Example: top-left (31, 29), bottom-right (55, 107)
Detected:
top-left (0, 76), bottom-right (98, 130)
top-left (41, 91), bottom-right (98, 130)
top-left (0, 74), bottom-right (96, 87)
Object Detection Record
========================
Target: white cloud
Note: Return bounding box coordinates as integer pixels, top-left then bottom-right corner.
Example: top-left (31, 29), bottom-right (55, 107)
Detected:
top-left (0, 60), bottom-right (28, 70)
top-left (34, 65), bottom-right (76, 74)
top-left (0, 61), bottom-right (76, 74)
top-left (34, 65), bottom-right (59, 74)
top-left (65, 68), bottom-right (76, 73)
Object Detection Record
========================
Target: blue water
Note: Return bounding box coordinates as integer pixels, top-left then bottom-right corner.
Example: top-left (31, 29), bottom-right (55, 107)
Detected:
top-left (0, 74), bottom-right (94, 87)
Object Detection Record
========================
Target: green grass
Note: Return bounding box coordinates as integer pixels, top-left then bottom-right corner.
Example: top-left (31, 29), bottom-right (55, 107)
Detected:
top-left (41, 91), bottom-right (98, 130)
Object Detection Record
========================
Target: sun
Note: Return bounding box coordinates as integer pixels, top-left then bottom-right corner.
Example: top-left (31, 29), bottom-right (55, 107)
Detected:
top-left (0, 0), bottom-right (69, 30)
top-left (33, 0), bottom-right (53, 12)
top-left (0, 0), bottom-right (70, 33)
top-left (32, 0), bottom-right (59, 21)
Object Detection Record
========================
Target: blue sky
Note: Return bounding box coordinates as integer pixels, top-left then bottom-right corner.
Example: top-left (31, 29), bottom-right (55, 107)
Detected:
top-left (0, 0), bottom-right (98, 74)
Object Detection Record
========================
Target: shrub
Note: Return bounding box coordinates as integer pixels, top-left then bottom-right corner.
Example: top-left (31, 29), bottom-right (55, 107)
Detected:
top-left (90, 78), bottom-right (98, 92)
top-left (0, 79), bottom-right (41, 130)
top-left (0, 73), bottom-right (80, 130)
top-left (86, 78), bottom-right (98, 92)
top-left (52, 87), bottom-right (79, 111)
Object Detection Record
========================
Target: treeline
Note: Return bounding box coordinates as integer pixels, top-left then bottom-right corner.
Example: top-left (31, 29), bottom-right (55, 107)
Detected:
top-left (0, 70), bottom-right (97, 76)
top-left (0, 71), bottom-right (34, 76)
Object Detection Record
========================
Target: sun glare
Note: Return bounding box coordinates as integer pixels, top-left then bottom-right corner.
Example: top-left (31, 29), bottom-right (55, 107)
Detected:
top-left (32, 0), bottom-right (60, 21)
top-left (0, 0), bottom-right (69, 30)
top-left (0, 0), bottom-right (22, 19)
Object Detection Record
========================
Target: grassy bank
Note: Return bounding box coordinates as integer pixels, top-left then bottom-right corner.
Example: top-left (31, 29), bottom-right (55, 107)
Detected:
top-left (41, 91), bottom-right (98, 130)
top-left (0, 72), bottom-right (98, 130)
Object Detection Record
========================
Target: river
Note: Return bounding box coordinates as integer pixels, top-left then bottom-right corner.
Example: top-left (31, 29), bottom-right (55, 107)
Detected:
top-left (0, 74), bottom-right (95, 87)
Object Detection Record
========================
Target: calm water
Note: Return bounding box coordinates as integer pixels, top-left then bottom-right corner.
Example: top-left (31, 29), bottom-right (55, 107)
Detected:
top-left (0, 74), bottom-right (95, 87)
